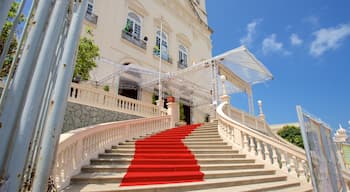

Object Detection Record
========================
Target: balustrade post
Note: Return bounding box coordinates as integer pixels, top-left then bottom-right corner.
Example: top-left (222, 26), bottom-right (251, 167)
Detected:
top-left (264, 144), bottom-right (271, 164)
top-left (230, 128), bottom-right (235, 143)
top-left (220, 75), bottom-right (230, 103)
top-left (249, 137), bottom-right (255, 154)
top-left (256, 140), bottom-right (264, 160)
top-left (257, 100), bottom-right (265, 121)
top-left (280, 152), bottom-right (288, 172)
top-left (243, 133), bottom-right (249, 152)
top-left (272, 148), bottom-right (279, 168)
top-left (289, 156), bottom-right (298, 177)
top-left (297, 159), bottom-right (306, 180)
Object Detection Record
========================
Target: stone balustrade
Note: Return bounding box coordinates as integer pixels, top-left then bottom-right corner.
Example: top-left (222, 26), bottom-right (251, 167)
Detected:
top-left (52, 115), bottom-right (172, 190)
top-left (217, 102), bottom-right (310, 182)
top-left (224, 105), bottom-right (269, 135)
top-left (68, 83), bottom-right (167, 118)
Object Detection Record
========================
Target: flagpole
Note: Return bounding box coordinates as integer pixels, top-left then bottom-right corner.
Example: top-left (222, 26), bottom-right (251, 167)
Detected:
top-left (158, 16), bottom-right (163, 114)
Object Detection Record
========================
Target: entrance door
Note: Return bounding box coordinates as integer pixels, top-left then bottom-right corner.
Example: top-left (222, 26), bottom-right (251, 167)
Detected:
top-left (118, 79), bottom-right (138, 99)
top-left (183, 104), bottom-right (191, 124)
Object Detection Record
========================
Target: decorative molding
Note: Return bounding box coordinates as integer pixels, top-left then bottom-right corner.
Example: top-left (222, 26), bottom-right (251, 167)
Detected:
top-left (126, 0), bottom-right (149, 16)
top-left (176, 33), bottom-right (191, 49)
top-left (153, 17), bottom-right (173, 33)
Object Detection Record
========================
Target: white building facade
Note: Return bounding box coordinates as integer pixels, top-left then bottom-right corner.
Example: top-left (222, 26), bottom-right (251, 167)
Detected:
top-left (82, 0), bottom-right (213, 123)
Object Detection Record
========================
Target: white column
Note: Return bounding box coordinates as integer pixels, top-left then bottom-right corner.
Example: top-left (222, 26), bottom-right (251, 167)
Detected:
top-left (167, 101), bottom-right (179, 127)
top-left (220, 75), bottom-right (230, 103)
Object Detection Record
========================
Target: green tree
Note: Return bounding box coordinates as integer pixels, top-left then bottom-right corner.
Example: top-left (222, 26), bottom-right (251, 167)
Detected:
top-left (74, 29), bottom-right (99, 81)
top-left (0, 2), bottom-right (25, 77)
top-left (277, 125), bottom-right (304, 149)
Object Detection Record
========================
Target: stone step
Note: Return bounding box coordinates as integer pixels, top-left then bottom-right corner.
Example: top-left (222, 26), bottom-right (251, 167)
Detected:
top-left (90, 158), bottom-right (255, 165)
top-left (66, 174), bottom-right (287, 192)
top-left (182, 138), bottom-right (223, 142)
top-left (81, 163), bottom-right (265, 173)
top-left (114, 145), bottom-right (232, 150)
top-left (268, 184), bottom-right (313, 192)
top-left (105, 148), bottom-right (238, 154)
top-left (183, 141), bottom-right (228, 145)
top-left (71, 169), bottom-right (278, 184)
top-left (187, 177), bottom-right (303, 192)
top-left (99, 153), bottom-right (245, 159)
top-left (192, 128), bottom-right (217, 131)
top-left (186, 135), bottom-right (221, 139)
top-left (120, 141), bottom-right (227, 145)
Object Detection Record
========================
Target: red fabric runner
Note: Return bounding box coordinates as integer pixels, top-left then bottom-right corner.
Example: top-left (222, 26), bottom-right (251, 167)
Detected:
top-left (120, 124), bottom-right (204, 186)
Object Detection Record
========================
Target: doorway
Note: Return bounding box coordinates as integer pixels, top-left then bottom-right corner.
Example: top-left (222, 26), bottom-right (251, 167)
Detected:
top-left (118, 78), bottom-right (138, 99)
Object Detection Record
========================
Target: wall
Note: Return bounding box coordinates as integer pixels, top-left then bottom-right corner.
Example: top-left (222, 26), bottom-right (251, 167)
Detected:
top-left (82, 0), bottom-right (213, 124)
top-left (62, 102), bottom-right (141, 133)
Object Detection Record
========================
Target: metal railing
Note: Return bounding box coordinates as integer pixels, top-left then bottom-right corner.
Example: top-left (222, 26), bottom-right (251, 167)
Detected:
top-left (121, 30), bottom-right (147, 50)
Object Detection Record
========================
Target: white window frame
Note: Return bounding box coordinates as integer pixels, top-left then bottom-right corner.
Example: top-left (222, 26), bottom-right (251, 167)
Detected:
top-left (126, 12), bottom-right (142, 40)
top-left (156, 30), bottom-right (169, 59)
top-left (178, 45), bottom-right (188, 68)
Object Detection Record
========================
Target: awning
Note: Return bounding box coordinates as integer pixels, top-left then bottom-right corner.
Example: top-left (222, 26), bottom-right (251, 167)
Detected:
top-left (94, 45), bottom-right (273, 108)
top-left (214, 45), bottom-right (273, 85)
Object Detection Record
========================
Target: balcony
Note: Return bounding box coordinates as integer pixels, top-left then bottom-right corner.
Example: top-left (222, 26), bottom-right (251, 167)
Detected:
top-left (177, 60), bottom-right (188, 69)
top-left (153, 50), bottom-right (173, 64)
top-left (121, 30), bottom-right (147, 50)
top-left (85, 13), bottom-right (98, 24)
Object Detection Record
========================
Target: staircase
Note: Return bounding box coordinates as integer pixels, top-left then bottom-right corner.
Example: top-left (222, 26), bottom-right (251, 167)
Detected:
top-left (62, 122), bottom-right (312, 192)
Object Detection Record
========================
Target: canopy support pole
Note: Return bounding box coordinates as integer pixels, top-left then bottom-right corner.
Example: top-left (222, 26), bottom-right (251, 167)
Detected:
top-left (247, 87), bottom-right (254, 115)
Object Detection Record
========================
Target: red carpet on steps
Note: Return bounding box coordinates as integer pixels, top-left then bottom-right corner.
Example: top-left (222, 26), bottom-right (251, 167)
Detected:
top-left (120, 124), bottom-right (204, 186)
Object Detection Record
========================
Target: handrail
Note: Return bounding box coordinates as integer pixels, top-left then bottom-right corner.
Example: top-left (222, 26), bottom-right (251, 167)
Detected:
top-left (225, 103), bottom-right (306, 157)
top-left (224, 105), bottom-right (269, 135)
top-left (68, 83), bottom-right (167, 117)
top-left (217, 102), bottom-right (310, 182)
top-left (52, 115), bottom-right (172, 190)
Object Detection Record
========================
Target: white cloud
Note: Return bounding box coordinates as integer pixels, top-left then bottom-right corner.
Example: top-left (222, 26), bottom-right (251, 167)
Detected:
top-left (310, 24), bottom-right (350, 57)
top-left (303, 16), bottom-right (320, 28)
top-left (262, 34), bottom-right (290, 55)
top-left (290, 33), bottom-right (303, 46)
top-left (240, 19), bottom-right (262, 46)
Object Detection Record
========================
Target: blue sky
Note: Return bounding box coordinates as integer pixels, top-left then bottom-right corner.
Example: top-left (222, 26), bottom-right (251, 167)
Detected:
top-left (206, 0), bottom-right (350, 130)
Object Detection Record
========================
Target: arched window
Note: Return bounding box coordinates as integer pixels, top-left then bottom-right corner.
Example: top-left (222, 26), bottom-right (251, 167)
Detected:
top-left (178, 45), bottom-right (188, 68)
top-left (126, 12), bottom-right (142, 39)
top-left (155, 30), bottom-right (168, 59)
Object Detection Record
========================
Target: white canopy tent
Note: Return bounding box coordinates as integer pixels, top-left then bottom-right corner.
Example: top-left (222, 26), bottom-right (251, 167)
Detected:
top-left (94, 45), bottom-right (273, 114)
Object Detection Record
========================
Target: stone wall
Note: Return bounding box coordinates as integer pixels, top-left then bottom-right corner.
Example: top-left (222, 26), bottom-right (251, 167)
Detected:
top-left (63, 102), bottom-right (141, 133)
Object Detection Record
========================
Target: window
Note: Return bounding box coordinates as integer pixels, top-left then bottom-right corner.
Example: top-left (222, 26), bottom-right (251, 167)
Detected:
top-left (155, 30), bottom-right (169, 59)
top-left (178, 45), bottom-right (188, 68)
top-left (125, 12), bottom-right (142, 40)
top-left (87, 0), bottom-right (94, 15)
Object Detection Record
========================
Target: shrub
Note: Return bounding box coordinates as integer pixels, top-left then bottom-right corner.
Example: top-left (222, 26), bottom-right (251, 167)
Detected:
top-left (277, 125), bottom-right (304, 149)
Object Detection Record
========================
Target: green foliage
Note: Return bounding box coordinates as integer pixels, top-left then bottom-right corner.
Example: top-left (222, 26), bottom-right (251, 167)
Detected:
top-left (152, 94), bottom-right (157, 105)
top-left (74, 29), bottom-right (99, 81)
top-left (124, 20), bottom-right (132, 33)
top-left (0, 2), bottom-right (25, 77)
top-left (179, 102), bottom-right (185, 121)
top-left (103, 85), bottom-right (109, 92)
top-left (277, 125), bottom-right (304, 149)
